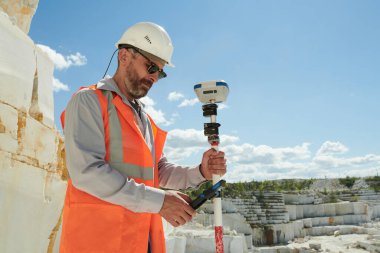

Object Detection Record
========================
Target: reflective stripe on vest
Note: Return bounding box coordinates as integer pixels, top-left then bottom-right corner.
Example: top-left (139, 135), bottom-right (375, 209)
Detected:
top-left (102, 90), bottom-right (154, 181)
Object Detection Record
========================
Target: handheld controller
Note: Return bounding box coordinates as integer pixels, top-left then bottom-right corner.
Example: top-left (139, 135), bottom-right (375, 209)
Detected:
top-left (190, 180), bottom-right (226, 210)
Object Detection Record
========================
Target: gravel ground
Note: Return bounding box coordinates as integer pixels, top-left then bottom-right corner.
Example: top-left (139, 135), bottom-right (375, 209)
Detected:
top-left (287, 234), bottom-right (370, 253)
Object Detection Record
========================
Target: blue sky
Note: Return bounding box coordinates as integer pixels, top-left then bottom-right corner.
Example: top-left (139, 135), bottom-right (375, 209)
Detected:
top-left (29, 0), bottom-right (380, 182)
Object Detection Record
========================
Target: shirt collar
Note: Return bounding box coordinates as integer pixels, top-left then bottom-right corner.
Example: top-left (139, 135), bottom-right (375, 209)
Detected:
top-left (96, 78), bottom-right (145, 109)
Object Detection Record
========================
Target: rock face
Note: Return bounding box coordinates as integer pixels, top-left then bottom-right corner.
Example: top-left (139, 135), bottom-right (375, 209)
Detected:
top-left (0, 0), bottom-right (39, 33)
top-left (0, 5), bottom-right (67, 253)
top-left (180, 189), bottom-right (380, 251)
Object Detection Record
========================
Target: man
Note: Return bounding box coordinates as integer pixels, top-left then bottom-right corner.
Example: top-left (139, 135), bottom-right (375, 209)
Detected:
top-left (59, 22), bottom-right (226, 253)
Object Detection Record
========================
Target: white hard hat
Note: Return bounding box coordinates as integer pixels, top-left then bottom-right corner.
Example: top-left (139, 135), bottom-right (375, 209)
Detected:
top-left (115, 22), bottom-right (174, 67)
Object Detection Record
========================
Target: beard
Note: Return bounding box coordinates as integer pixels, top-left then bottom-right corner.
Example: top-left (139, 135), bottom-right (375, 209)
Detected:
top-left (124, 63), bottom-right (153, 99)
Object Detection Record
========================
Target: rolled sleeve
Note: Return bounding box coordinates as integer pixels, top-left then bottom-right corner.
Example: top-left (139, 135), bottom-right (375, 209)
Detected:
top-left (158, 156), bottom-right (207, 190)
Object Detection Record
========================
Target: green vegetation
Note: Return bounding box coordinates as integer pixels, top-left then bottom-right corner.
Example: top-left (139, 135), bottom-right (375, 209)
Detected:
top-left (365, 176), bottom-right (380, 192)
top-left (186, 181), bottom-right (213, 199)
top-left (186, 179), bottom-right (315, 199)
top-left (183, 175), bottom-right (380, 201)
top-left (327, 191), bottom-right (338, 203)
top-left (339, 176), bottom-right (358, 189)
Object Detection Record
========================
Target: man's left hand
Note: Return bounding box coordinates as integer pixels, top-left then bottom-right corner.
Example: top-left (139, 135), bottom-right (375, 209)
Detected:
top-left (200, 149), bottom-right (227, 180)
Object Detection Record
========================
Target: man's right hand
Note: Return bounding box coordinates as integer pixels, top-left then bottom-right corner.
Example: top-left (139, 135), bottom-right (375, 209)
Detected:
top-left (159, 190), bottom-right (196, 227)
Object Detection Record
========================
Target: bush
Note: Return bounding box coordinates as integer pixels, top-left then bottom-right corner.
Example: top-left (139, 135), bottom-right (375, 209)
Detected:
top-left (339, 176), bottom-right (357, 189)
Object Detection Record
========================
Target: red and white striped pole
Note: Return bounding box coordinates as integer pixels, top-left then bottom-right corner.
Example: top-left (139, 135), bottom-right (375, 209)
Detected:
top-left (194, 80), bottom-right (229, 253)
top-left (210, 111), bottom-right (224, 253)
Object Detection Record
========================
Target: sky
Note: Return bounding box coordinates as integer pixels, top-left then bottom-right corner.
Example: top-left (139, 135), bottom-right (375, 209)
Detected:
top-left (29, 0), bottom-right (380, 182)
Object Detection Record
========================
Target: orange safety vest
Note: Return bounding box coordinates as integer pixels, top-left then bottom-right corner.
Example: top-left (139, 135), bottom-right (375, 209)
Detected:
top-left (59, 85), bottom-right (167, 253)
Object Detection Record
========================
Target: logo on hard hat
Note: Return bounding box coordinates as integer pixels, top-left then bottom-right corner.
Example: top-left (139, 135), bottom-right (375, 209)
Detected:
top-left (144, 35), bottom-right (152, 44)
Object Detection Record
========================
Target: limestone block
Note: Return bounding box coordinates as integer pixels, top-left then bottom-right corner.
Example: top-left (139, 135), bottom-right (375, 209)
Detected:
top-left (352, 202), bottom-right (367, 214)
top-left (342, 214), bottom-right (370, 224)
top-left (223, 213), bottom-right (253, 235)
top-left (166, 236), bottom-right (186, 253)
top-left (223, 199), bottom-right (239, 213)
top-left (0, 151), bottom-right (67, 253)
top-left (193, 213), bottom-right (252, 236)
top-left (323, 203), bottom-right (337, 216)
top-left (245, 234), bottom-right (253, 249)
top-left (0, 0), bottom-right (39, 33)
top-left (229, 235), bottom-right (246, 253)
top-left (312, 216), bottom-right (344, 226)
top-left (31, 46), bottom-right (54, 127)
top-left (276, 220), bottom-right (304, 243)
top-left (296, 205), bottom-right (304, 219)
top-left (284, 194), bottom-right (315, 205)
top-left (367, 227), bottom-right (380, 235)
top-left (309, 243), bottom-right (321, 250)
top-left (371, 205), bottom-right (380, 219)
top-left (311, 217), bottom-right (328, 226)
top-left (0, 102), bottom-right (18, 154)
top-left (335, 202), bottom-right (353, 216)
top-left (18, 115), bottom-right (59, 168)
top-left (339, 225), bottom-right (366, 235)
top-left (166, 238), bottom-right (176, 253)
top-left (307, 226), bottom-right (337, 236)
top-left (290, 220), bottom-right (306, 240)
top-left (358, 241), bottom-right (380, 253)
top-left (286, 205), bottom-right (297, 221)
top-left (303, 218), bottom-right (312, 228)
top-left (185, 234), bottom-right (246, 253)
top-left (302, 204), bottom-right (325, 218)
top-left (159, 219), bottom-right (170, 238)
top-left (333, 216), bottom-right (344, 225)
top-left (0, 11), bottom-right (35, 110)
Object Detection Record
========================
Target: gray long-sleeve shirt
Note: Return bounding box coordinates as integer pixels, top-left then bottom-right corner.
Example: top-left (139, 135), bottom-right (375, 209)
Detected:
top-left (64, 78), bottom-right (206, 213)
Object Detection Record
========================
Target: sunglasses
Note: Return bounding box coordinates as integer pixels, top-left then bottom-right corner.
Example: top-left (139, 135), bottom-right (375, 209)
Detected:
top-left (124, 46), bottom-right (167, 79)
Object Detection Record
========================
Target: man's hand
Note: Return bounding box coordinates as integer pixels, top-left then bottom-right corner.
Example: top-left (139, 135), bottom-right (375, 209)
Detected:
top-left (200, 149), bottom-right (227, 180)
top-left (159, 190), bottom-right (196, 227)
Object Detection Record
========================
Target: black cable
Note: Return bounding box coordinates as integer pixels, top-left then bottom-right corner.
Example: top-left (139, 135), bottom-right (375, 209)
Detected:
top-left (102, 48), bottom-right (118, 79)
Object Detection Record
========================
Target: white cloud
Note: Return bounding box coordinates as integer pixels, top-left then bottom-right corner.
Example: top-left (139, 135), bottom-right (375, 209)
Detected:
top-left (164, 129), bottom-right (240, 162)
top-left (178, 98), bottom-right (199, 107)
top-left (218, 104), bottom-right (229, 110)
top-left (316, 141), bottom-right (348, 156)
top-left (37, 44), bottom-right (87, 70)
top-left (52, 77), bottom-right (69, 92)
top-left (168, 92), bottom-right (184, 101)
top-left (140, 96), bottom-right (173, 126)
top-left (163, 133), bottom-right (380, 182)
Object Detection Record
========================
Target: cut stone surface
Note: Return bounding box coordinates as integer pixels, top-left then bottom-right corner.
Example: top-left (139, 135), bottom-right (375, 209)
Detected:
top-left (0, 103), bottom-right (18, 154)
top-left (0, 151), bottom-right (66, 253)
top-left (32, 46), bottom-right (55, 127)
top-left (0, 11), bottom-right (35, 110)
top-left (0, 0), bottom-right (39, 33)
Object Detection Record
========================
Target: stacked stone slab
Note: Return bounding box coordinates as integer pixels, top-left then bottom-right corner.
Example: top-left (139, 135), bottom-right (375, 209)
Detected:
top-left (339, 190), bottom-right (380, 203)
top-left (338, 190), bottom-right (380, 219)
top-left (253, 191), bottom-right (290, 224)
top-left (284, 193), bottom-right (323, 205)
top-left (225, 198), bottom-right (263, 224)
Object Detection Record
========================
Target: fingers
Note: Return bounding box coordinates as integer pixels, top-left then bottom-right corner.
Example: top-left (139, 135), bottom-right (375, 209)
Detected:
top-left (165, 205), bottom-right (194, 227)
top-left (200, 149), bottom-right (227, 180)
top-left (160, 191), bottom-right (196, 227)
top-left (208, 151), bottom-right (227, 175)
